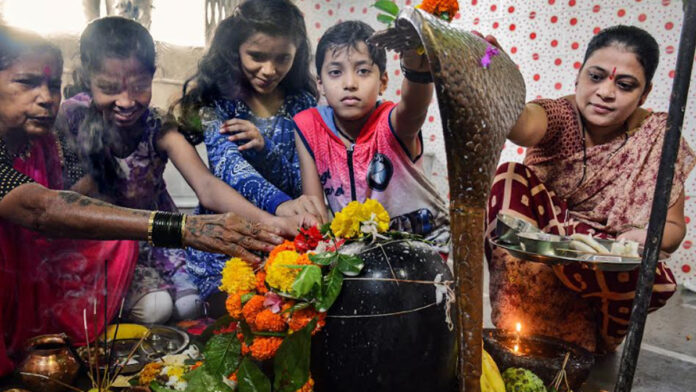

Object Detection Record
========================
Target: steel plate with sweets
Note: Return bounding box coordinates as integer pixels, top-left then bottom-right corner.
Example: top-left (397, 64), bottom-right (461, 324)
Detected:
top-left (491, 214), bottom-right (650, 271)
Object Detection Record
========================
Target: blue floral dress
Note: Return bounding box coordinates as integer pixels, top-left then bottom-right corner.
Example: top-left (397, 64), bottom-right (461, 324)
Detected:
top-left (186, 91), bottom-right (316, 298)
top-left (59, 93), bottom-right (199, 309)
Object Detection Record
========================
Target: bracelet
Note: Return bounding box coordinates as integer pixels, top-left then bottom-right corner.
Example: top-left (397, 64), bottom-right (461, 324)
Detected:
top-left (180, 214), bottom-right (187, 246)
top-left (401, 63), bottom-right (433, 84)
top-left (151, 211), bottom-right (184, 248)
top-left (147, 211), bottom-right (156, 245)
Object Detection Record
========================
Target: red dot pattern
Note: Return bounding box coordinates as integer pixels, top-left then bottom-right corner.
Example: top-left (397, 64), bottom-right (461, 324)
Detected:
top-left (302, 0), bottom-right (696, 284)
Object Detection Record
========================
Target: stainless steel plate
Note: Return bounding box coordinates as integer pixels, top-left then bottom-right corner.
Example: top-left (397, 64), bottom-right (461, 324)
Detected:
top-left (490, 238), bottom-right (642, 272)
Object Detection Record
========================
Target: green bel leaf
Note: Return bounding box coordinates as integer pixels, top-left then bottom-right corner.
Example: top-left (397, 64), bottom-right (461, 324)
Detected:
top-left (308, 252), bottom-right (336, 266)
top-left (319, 222), bottom-right (332, 235)
top-left (149, 382), bottom-right (179, 392)
top-left (204, 333), bottom-right (242, 380)
top-left (237, 357), bottom-right (272, 392)
top-left (336, 253), bottom-right (364, 276)
top-left (377, 13), bottom-right (397, 24)
top-left (273, 319), bottom-right (318, 392)
top-left (291, 264), bottom-right (323, 298)
top-left (185, 365), bottom-right (233, 392)
top-left (373, 0), bottom-right (399, 16)
top-left (317, 267), bottom-right (344, 312)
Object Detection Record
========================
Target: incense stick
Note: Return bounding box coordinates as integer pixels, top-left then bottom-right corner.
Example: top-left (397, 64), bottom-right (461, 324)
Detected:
top-left (110, 330), bottom-right (151, 384)
top-left (82, 309), bottom-right (96, 386)
top-left (106, 297), bottom-right (125, 386)
top-left (102, 259), bottom-right (108, 390)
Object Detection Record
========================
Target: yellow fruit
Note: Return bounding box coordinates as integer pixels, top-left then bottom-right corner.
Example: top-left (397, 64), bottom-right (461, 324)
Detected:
top-left (102, 323), bottom-right (149, 341)
top-left (482, 349), bottom-right (506, 392)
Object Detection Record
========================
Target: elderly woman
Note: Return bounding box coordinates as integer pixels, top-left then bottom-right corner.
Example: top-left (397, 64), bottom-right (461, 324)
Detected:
top-left (0, 26), bottom-right (282, 375)
top-left (486, 25), bottom-right (695, 353)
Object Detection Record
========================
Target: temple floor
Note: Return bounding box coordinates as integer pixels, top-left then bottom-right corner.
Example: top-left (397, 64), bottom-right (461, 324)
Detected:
top-left (482, 268), bottom-right (696, 392)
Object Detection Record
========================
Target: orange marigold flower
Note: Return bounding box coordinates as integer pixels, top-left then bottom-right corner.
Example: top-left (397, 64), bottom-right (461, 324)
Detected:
top-left (226, 291), bottom-right (248, 319)
top-left (265, 241), bottom-right (296, 271)
top-left (138, 362), bottom-right (163, 385)
top-left (417, 0), bottom-right (459, 20)
top-left (242, 295), bottom-right (265, 325)
top-left (255, 270), bottom-right (268, 294)
top-left (296, 375), bottom-right (315, 392)
top-left (249, 336), bottom-right (283, 361)
top-left (190, 361), bottom-right (203, 371)
top-left (287, 308), bottom-right (326, 335)
top-left (255, 308), bottom-right (287, 332)
top-left (228, 371), bottom-right (238, 381)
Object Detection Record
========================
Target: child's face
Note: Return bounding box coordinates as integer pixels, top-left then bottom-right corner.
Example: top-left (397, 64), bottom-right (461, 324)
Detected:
top-left (0, 51), bottom-right (62, 136)
top-left (318, 42), bottom-right (388, 122)
top-left (89, 56), bottom-right (153, 128)
top-left (239, 32), bottom-right (297, 97)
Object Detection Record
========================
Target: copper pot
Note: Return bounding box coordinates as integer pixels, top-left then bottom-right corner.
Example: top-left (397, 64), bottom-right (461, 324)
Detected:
top-left (17, 333), bottom-right (81, 392)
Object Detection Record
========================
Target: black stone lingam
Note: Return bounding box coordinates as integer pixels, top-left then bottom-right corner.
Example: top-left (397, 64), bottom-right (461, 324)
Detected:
top-left (311, 239), bottom-right (457, 392)
top-left (483, 328), bottom-right (595, 389)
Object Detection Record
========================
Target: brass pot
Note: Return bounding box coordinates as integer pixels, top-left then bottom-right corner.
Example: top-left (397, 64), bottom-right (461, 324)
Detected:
top-left (17, 333), bottom-right (81, 392)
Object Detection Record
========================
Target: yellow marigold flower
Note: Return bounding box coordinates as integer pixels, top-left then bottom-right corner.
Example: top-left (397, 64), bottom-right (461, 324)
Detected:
top-left (219, 257), bottom-right (256, 294)
top-left (296, 375), bottom-right (315, 392)
top-left (254, 308), bottom-right (287, 332)
top-left (265, 241), bottom-right (296, 272)
top-left (139, 362), bottom-right (163, 385)
top-left (241, 295), bottom-right (265, 325)
top-left (226, 291), bottom-right (248, 319)
top-left (249, 336), bottom-right (283, 361)
top-left (330, 200), bottom-right (364, 238)
top-left (265, 250), bottom-right (310, 292)
top-left (362, 199), bottom-right (390, 233)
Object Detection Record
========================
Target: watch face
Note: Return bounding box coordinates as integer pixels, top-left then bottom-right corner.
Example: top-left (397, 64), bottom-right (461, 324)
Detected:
top-left (366, 153), bottom-right (393, 192)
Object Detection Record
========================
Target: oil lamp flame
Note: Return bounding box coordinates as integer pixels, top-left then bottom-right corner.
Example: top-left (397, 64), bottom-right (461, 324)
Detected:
top-left (515, 322), bottom-right (522, 333)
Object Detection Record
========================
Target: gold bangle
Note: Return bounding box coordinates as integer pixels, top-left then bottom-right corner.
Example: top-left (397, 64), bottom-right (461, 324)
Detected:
top-left (147, 211), bottom-right (157, 245)
top-left (180, 214), bottom-right (187, 246)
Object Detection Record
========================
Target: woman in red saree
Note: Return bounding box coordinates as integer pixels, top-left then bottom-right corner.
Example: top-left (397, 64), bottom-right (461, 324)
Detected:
top-left (486, 25), bottom-right (695, 353)
top-left (0, 27), bottom-right (284, 376)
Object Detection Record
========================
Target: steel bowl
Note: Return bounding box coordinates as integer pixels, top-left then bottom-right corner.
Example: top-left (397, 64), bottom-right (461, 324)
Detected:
top-left (496, 213), bottom-right (539, 244)
top-left (517, 232), bottom-right (571, 256)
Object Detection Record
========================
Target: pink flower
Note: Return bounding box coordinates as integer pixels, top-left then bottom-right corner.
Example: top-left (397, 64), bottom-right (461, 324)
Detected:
top-left (263, 292), bottom-right (283, 313)
top-left (480, 44), bottom-right (500, 69)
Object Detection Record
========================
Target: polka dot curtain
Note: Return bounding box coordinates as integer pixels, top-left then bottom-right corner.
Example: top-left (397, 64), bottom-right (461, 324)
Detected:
top-left (298, 0), bottom-right (696, 284)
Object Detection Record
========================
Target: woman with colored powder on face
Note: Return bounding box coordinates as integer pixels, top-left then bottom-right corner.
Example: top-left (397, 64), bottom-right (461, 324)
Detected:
top-left (485, 25), bottom-right (694, 353)
top-left (0, 25), bottom-right (281, 376)
top-left (56, 16), bottom-right (304, 324)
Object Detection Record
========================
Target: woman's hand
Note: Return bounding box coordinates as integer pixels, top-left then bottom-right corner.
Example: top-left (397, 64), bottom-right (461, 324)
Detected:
top-left (276, 195), bottom-right (328, 224)
top-left (220, 118), bottom-right (266, 151)
top-left (264, 214), bottom-right (319, 238)
top-left (617, 229), bottom-right (647, 246)
top-left (183, 213), bottom-right (284, 265)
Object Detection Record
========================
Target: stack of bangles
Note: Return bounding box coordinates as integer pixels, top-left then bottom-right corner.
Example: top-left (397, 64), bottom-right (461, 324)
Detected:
top-left (147, 211), bottom-right (187, 248)
top-left (401, 63), bottom-right (434, 84)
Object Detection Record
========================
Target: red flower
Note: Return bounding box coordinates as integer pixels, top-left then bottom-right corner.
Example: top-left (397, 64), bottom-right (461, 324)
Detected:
top-left (294, 226), bottom-right (324, 252)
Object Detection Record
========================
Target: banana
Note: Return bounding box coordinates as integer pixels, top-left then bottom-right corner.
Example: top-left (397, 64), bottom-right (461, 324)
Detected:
top-left (102, 323), bottom-right (149, 341)
top-left (482, 348), bottom-right (506, 392)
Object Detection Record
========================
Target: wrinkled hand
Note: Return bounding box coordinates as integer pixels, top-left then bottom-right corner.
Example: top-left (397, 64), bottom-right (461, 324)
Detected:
top-left (183, 212), bottom-right (283, 264)
top-left (276, 195), bottom-right (328, 225)
top-left (220, 118), bottom-right (265, 151)
top-left (617, 229), bottom-right (647, 246)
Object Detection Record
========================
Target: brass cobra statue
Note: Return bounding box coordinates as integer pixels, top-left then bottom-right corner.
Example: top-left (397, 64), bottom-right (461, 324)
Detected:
top-left (370, 8), bottom-right (526, 391)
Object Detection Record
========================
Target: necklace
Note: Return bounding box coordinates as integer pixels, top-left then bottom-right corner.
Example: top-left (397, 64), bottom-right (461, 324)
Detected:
top-left (336, 126), bottom-right (356, 144)
top-left (577, 120), bottom-right (629, 188)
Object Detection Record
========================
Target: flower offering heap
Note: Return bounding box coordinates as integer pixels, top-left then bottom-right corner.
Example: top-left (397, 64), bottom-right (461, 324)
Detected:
top-left (147, 199), bottom-right (395, 392)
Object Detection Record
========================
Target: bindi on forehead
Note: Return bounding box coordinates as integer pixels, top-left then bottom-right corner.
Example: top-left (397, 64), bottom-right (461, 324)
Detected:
top-left (43, 65), bottom-right (52, 78)
top-left (609, 66), bottom-right (617, 80)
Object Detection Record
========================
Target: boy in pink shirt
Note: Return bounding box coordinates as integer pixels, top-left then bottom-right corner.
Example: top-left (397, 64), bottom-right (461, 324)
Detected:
top-left (294, 21), bottom-right (450, 246)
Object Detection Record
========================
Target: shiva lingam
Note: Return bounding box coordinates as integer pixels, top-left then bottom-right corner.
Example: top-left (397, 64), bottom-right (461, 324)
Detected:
top-left (483, 325), bottom-right (594, 390)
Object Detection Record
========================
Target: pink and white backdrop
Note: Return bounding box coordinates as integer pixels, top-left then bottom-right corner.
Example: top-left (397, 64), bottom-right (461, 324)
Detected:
top-left (296, 0), bottom-right (696, 284)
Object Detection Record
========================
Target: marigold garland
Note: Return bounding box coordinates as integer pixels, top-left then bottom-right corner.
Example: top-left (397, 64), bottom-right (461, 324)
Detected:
top-left (331, 199), bottom-right (390, 238)
top-left (255, 270), bottom-right (268, 294)
top-left (249, 336), bottom-right (284, 361)
top-left (254, 308), bottom-right (287, 332)
top-left (287, 308), bottom-right (326, 335)
top-left (241, 295), bottom-right (265, 325)
top-left (225, 291), bottom-right (247, 319)
top-left (139, 362), bottom-right (163, 385)
top-left (219, 257), bottom-right (256, 294)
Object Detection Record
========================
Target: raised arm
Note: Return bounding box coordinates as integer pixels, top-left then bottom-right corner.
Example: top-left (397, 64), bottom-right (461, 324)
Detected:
top-left (390, 50), bottom-right (433, 158)
top-left (507, 102), bottom-right (551, 147)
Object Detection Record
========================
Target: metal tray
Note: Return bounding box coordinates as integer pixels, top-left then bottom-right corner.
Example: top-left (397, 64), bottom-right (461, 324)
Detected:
top-left (490, 238), bottom-right (643, 272)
